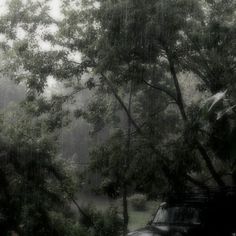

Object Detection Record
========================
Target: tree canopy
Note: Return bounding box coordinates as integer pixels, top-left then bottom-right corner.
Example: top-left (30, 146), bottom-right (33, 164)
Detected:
top-left (0, 0), bottom-right (235, 234)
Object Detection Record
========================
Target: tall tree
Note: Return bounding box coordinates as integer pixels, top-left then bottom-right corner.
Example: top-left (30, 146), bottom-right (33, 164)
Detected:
top-left (0, 103), bottom-right (78, 235)
top-left (1, 0), bottom-right (235, 194)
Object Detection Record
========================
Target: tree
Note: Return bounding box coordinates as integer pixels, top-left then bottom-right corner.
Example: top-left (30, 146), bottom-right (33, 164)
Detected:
top-left (1, 0), bottom-right (235, 223)
top-left (0, 102), bottom-right (79, 235)
top-left (182, 0), bottom-right (236, 183)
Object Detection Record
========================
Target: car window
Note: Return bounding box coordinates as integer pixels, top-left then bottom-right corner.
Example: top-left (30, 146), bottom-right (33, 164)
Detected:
top-left (153, 206), bottom-right (201, 225)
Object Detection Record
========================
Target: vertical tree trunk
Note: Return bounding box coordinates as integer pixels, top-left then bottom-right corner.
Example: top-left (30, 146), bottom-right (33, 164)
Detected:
top-left (101, 72), bottom-right (209, 188)
top-left (196, 141), bottom-right (225, 186)
top-left (166, 51), bottom-right (225, 187)
top-left (122, 80), bottom-right (133, 235)
top-left (167, 55), bottom-right (187, 122)
top-left (122, 182), bottom-right (129, 236)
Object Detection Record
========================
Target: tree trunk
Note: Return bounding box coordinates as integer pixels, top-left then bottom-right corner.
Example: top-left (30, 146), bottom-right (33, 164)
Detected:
top-left (196, 141), bottom-right (225, 186)
top-left (101, 72), bottom-right (142, 133)
top-left (122, 182), bottom-right (129, 236)
top-left (168, 56), bottom-right (188, 121)
top-left (101, 72), bottom-right (209, 189)
top-left (166, 52), bottom-right (225, 187)
top-left (122, 80), bottom-right (133, 235)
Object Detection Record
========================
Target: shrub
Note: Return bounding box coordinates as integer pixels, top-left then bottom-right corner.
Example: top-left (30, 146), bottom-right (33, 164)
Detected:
top-left (48, 211), bottom-right (88, 236)
top-left (129, 194), bottom-right (147, 211)
top-left (79, 206), bottom-right (123, 236)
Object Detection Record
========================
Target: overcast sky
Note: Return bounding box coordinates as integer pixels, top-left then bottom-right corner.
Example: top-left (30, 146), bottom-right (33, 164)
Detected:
top-left (0, 0), bottom-right (80, 96)
top-left (0, 0), bottom-right (62, 19)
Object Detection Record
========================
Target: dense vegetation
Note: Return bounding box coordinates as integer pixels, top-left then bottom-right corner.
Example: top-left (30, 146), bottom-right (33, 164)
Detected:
top-left (0, 0), bottom-right (235, 235)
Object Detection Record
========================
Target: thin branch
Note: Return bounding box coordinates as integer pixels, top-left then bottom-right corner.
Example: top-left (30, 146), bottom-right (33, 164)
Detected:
top-left (196, 141), bottom-right (225, 187)
top-left (36, 1), bottom-right (59, 25)
top-left (100, 72), bottom-right (142, 134)
top-left (89, 59), bottom-right (222, 189)
top-left (143, 79), bottom-right (177, 102)
top-left (185, 33), bottom-right (220, 85)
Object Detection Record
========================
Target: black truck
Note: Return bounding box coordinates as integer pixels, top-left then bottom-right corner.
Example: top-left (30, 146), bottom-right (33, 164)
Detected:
top-left (128, 187), bottom-right (236, 236)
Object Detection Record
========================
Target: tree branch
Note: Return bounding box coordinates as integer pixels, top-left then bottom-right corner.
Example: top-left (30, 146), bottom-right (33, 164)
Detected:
top-left (100, 72), bottom-right (142, 134)
top-left (143, 79), bottom-right (177, 102)
top-left (168, 55), bottom-right (188, 121)
top-left (158, 40), bottom-right (225, 187)
top-left (196, 141), bottom-right (225, 187)
top-left (185, 33), bottom-right (220, 89)
top-left (36, 1), bottom-right (59, 25)
top-left (90, 56), bottom-right (222, 188)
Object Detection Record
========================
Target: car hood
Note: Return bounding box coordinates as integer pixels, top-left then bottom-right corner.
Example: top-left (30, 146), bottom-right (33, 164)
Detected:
top-left (128, 224), bottom-right (195, 236)
top-left (127, 227), bottom-right (156, 236)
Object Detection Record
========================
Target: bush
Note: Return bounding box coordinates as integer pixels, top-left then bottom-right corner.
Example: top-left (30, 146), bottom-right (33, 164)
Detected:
top-left (129, 194), bottom-right (147, 211)
top-left (79, 206), bottom-right (123, 236)
top-left (48, 211), bottom-right (88, 236)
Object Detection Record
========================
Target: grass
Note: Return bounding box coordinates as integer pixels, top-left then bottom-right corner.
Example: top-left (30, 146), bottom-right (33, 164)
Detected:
top-left (128, 201), bottom-right (158, 231)
top-left (76, 193), bottom-right (160, 231)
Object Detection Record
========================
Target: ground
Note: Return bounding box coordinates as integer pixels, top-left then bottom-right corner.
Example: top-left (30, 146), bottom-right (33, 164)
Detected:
top-left (76, 193), bottom-right (159, 231)
top-left (128, 201), bottom-right (158, 231)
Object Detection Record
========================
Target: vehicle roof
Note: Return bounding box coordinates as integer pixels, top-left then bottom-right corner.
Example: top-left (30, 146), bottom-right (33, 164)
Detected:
top-left (165, 186), bottom-right (236, 206)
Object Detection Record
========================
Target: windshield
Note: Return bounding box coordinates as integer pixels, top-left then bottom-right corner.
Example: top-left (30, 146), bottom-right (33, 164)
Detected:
top-left (153, 206), bottom-right (201, 225)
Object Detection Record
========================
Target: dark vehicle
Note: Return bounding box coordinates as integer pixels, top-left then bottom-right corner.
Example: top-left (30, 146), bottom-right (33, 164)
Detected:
top-left (128, 187), bottom-right (236, 236)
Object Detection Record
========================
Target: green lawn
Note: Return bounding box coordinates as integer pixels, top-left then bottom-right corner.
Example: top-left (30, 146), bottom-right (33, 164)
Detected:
top-left (76, 194), bottom-right (160, 231)
top-left (128, 201), bottom-right (158, 231)
top-left (94, 199), bottom-right (158, 231)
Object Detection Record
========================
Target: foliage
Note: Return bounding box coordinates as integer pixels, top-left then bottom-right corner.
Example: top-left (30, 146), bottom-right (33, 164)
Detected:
top-left (49, 212), bottom-right (88, 236)
top-left (0, 103), bottom-right (76, 235)
top-left (0, 0), bottom-right (235, 233)
top-left (90, 130), bottom-right (128, 198)
top-left (79, 206), bottom-right (123, 236)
